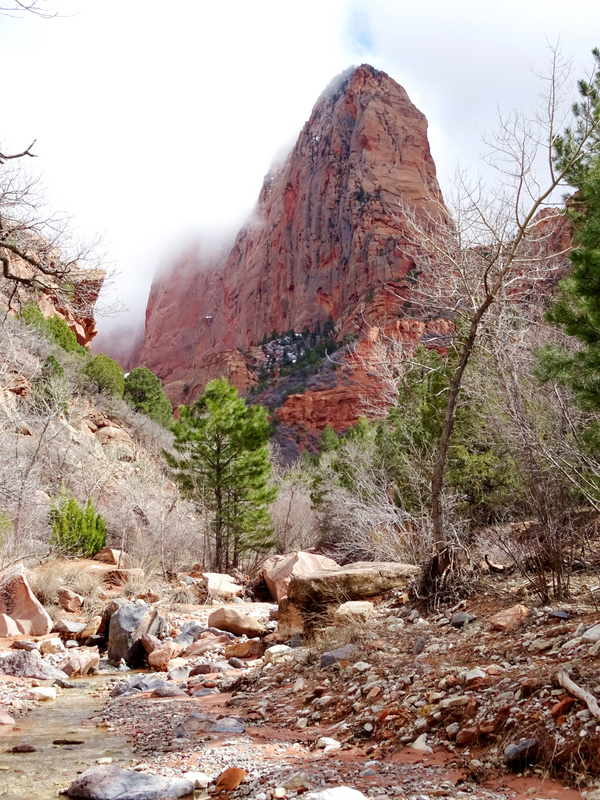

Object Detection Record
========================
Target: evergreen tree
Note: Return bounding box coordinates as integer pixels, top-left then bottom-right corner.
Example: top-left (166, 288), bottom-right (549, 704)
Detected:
top-left (83, 354), bottom-right (125, 397)
top-left (536, 52), bottom-right (600, 417)
top-left (165, 378), bottom-right (276, 571)
top-left (124, 366), bottom-right (173, 427)
top-left (49, 486), bottom-right (106, 557)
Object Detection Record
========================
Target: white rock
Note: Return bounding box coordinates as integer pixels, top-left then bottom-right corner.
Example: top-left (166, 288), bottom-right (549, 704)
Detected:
top-left (304, 789), bottom-right (367, 800)
top-left (183, 771), bottom-right (211, 789)
top-left (295, 717), bottom-right (308, 729)
top-left (264, 645), bottom-right (292, 663)
top-left (334, 601), bottom-right (373, 623)
top-left (351, 661), bottom-right (371, 672)
top-left (465, 666), bottom-right (486, 683)
top-left (582, 623), bottom-right (600, 644)
top-left (26, 687), bottom-right (56, 701)
top-left (411, 733), bottom-right (433, 753)
top-left (316, 737), bottom-right (341, 750)
top-left (40, 638), bottom-right (65, 656)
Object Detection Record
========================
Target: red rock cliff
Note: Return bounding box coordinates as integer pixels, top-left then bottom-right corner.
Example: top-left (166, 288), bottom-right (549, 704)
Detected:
top-left (138, 65), bottom-right (444, 406)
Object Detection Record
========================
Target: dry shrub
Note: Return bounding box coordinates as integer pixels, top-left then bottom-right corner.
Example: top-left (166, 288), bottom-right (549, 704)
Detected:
top-left (27, 559), bottom-right (106, 615)
top-left (167, 584), bottom-right (201, 606)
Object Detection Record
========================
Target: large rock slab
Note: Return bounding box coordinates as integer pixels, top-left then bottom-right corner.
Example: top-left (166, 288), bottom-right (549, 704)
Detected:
top-left (262, 551), bottom-right (340, 602)
top-left (0, 650), bottom-right (68, 681)
top-left (0, 569), bottom-right (52, 636)
top-left (65, 764), bottom-right (193, 799)
top-left (208, 607), bottom-right (267, 638)
top-left (107, 603), bottom-right (166, 666)
top-left (202, 572), bottom-right (242, 599)
top-left (286, 562), bottom-right (419, 607)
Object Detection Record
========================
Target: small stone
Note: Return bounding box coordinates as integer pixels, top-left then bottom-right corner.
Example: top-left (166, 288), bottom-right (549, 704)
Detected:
top-left (411, 733), bottom-right (433, 754)
top-left (489, 604), bottom-right (530, 632)
top-left (96, 757), bottom-right (112, 765)
top-left (450, 611), bottom-right (476, 628)
top-left (12, 743), bottom-right (37, 752)
top-left (295, 717), bottom-right (308, 729)
top-left (456, 726), bottom-right (478, 746)
top-left (412, 636), bottom-right (426, 655)
top-left (25, 686), bottom-right (56, 701)
top-left (446, 722), bottom-right (459, 739)
top-left (316, 736), bottom-right (341, 750)
top-left (283, 772), bottom-right (311, 790)
top-left (504, 737), bottom-right (539, 767)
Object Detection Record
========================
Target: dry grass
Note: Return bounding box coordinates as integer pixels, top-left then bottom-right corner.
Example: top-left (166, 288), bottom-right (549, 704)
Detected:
top-left (27, 559), bottom-right (106, 616)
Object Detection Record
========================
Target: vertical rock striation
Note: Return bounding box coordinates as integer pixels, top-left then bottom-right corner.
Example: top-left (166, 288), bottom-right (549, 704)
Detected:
top-left (138, 65), bottom-right (445, 407)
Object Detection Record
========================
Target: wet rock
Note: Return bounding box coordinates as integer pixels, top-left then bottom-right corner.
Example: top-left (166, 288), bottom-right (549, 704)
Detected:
top-left (208, 607), bottom-right (267, 637)
top-left (110, 673), bottom-right (167, 697)
top-left (320, 643), bottom-right (359, 667)
top-left (65, 764), bottom-right (193, 799)
top-left (175, 712), bottom-right (245, 737)
top-left (12, 742), bottom-right (37, 752)
top-left (0, 709), bottom-right (15, 725)
top-left (0, 649), bottom-right (68, 681)
top-left (53, 679), bottom-right (91, 689)
top-left (107, 603), bottom-right (166, 666)
top-left (25, 686), bottom-right (56, 701)
top-left (504, 738), bottom-right (539, 768)
top-left (304, 790), bottom-right (367, 800)
top-left (450, 611), bottom-right (476, 628)
top-left (489, 604), bottom-right (530, 631)
top-left (57, 648), bottom-right (100, 677)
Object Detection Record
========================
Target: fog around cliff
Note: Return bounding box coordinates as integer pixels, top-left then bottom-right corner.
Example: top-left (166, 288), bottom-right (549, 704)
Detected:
top-left (1, 0), bottom-right (598, 344)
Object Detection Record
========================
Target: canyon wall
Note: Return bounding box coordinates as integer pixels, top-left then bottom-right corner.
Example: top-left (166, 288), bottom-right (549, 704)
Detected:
top-left (137, 65), bottom-right (446, 410)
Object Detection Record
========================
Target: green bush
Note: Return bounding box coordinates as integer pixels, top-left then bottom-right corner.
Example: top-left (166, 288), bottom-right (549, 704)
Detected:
top-left (18, 305), bottom-right (88, 355)
top-left (49, 487), bottom-right (106, 557)
top-left (84, 354), bottom-right (125, 397)
top-left (123, 366), bottom-right (173, 427)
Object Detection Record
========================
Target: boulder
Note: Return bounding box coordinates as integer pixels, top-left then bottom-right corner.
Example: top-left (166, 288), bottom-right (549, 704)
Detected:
top-left (280, 562), bottom-right (418, 634)
top-left (224, 638), bottom-right (267, 659)
top-left (175, 712), bottom-right (245, 737)
top-left (58, 588), bottom-right (84, 612)
top-left (489, 604), bottom-right (530, 632)
top-left (53, 619), bottom-right (87, 637)
top-left (262, 551), bottom-right (340, 602)
top-left (334, 601), bottom-right (373, 623)
top-left (208, 607), bottom-right (267, 637)
top-left (79, 616), bottom-right (102, 640)
top-left (95, 426), bottom-right (135, 462)
top-left (148, 642), bottom-right (184, 671)
top-left (0, 569), bottom-right (52, 636)
top-left (0, 614), bottom-right (22, 637)
top-left (65, 765), bottom-right (193, 800)
top-left (0, 650), bottom-right (68, 681)
top-left (202, 572), bottom-right (242, 599)
top-left (107, 603), bottom-right (166, 666)
top-left (173, 621), bottom-right (206, 648)
top-left (40, 637), bottom-right (66, 655)
top-left (93, 547), bottom-right (132, 567)
top-left (56, 647), bottom-right (100, 677)
top-left (97, 599), bottom-right (129, 638)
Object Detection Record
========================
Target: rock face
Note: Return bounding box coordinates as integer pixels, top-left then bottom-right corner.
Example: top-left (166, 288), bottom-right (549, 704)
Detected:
top-left (0, 569), bottom-right (52, 636)
top-left (136, 65), bottom-right (445, 411)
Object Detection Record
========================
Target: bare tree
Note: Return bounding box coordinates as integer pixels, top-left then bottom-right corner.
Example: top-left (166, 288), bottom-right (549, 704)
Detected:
top-left (0, 1), bottom-right (56, 18)
top-left (390, 47), bottom-right (600, 589)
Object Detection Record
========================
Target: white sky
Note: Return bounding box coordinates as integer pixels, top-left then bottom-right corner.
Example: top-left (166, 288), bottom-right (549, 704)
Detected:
top-left (1, 1), bottom-right (598, 336)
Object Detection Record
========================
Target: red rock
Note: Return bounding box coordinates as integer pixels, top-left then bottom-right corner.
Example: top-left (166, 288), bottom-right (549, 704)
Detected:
top-left (455, 726), bottom-right (478, 746)
top-left (148, 642), bottom-right (183, 671)
top-left (489, 604), bottom-right (530, 632)
top-left (208, 607), bottom-right (267, 637)
top-left (133, 66), bottom-right (446, 415)
top-left (214, 767), bottom-right (248, 793)
top-left (58, 588), bottom-right (84, 613)
top-left (551, 697), bottom-right (577, 718)
top-left (0, 709), bottom-right (15, 725)
top-left (0, 569), bottom-right (52, 636)
top-left (56, 647), bottom-right (100, 677)
top-left (224, 639), bottom-right (267, 659)
top-left (141, 633), bottom-right (162, 655)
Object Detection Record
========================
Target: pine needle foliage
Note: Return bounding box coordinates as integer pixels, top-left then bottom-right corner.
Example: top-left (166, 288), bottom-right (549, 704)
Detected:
top-left (165, 378), bottom-right (277, 571)
top-left (49, 486), bottom-right (106, 557)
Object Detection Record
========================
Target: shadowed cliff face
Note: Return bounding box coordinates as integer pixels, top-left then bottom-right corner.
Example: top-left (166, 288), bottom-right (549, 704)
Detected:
top-left (137, 64), bottom-right (445, 412)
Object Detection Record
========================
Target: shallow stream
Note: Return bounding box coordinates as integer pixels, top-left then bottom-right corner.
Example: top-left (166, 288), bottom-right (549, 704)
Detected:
top-left (0, 674), bottom-right (134, 799)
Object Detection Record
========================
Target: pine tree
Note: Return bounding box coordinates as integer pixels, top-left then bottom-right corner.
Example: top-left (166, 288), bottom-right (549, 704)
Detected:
top-left (49, 486), bottom-right (106, 557)
top-left (165, 378), bottom-right (277, 571)
top-left (536, 51), bottom-right (600, 416)
top-left (124, 366), bottom-right (173, 427)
